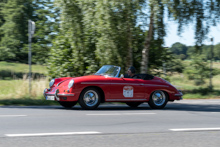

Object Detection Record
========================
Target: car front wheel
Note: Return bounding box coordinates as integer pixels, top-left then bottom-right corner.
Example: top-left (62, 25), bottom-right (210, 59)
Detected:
top-left (79, 88), bottom-right (101, 110)
top-left (148, 90), bottom-right (168, 109)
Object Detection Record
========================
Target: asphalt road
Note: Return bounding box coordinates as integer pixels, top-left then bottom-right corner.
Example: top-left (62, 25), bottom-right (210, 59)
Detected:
top-left (0, 99), bottom-right (220, 147)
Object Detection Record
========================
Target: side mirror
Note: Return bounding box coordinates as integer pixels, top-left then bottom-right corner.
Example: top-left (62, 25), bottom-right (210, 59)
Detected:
top-left (120, 74), bottom-right (124, 78)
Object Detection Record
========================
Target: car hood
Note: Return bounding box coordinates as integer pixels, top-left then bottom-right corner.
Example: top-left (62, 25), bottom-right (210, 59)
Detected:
top-left (57, 75), bottom-right (111, 87)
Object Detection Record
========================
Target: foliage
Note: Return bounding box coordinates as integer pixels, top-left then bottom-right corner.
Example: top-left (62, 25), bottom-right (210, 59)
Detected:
top-left (169, 42), bottom-right (220, 61)
top-left (149, 45), bottom-right (169, 71)
top-left (169, 42), bottom-right (188, 60)
top-left (164, 0), bottom-right (220, 47)
top-left (0, 0), bottom-right (32, 61)
top-left (47, 0), bottom-right (146, 78)
top-left (149, 46), bottom-right (185, 80)
top-left (166, 58), bottom-right (185, 73)
top-left (214, 43), bottom-right (220, 60)
top-left (0, 0), bottom-right (59, 64)
top-left (0, 0), bottom-right (219, 82)
top-left (140, 0), bottom-right (220, 73)
top-left (30, 0), bottom-right (60, 64)
top-left (0, 0), bottom-right (7, 42)
top-left (187, 44), bottom-right (220, 61)
top-left (184, 56), bottom-right (219, 85)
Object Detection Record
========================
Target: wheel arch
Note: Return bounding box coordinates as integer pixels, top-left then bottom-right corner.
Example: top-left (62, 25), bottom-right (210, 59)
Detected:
top-left (149, 90), bottom-right (170, 101)
top-left (79, 86), bottom-right (105, 103)
top-left (148, 89), bottom-right (169, 109)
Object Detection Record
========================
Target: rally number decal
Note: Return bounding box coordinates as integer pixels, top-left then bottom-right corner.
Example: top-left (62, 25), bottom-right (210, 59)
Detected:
top-left (123, 86), bottom-right (133, 97)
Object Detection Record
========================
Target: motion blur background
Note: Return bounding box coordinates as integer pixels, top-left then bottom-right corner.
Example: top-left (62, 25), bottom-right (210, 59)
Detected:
top-left (0, 0), bottom-right (220, 105)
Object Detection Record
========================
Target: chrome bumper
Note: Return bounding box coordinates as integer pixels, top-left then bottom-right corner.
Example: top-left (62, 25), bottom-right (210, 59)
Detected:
top-left (174, 90), bottom-right (183, 100)
top-left (44, 88), bottom-right (74, 101)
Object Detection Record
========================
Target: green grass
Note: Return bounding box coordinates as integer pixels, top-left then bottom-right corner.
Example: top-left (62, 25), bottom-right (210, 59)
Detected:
top-left (0, 61), bottom-right (47, 74)
top-left (0, 61), bottom-right (47, 80)
top-left (0, 78), bottom-right (54, 106)
top-left (0, 61), bottom-right (52, 105)
top-left (169, 73), bottom-right (220, 99)
top-left (213, 62), bottom-right (220, 69)
top-left (0, 78), bottom-right (49, 99)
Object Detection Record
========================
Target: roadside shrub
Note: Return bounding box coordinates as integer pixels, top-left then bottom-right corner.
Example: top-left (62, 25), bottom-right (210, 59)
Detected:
top-left (184, 56), bottom-right (219, 85)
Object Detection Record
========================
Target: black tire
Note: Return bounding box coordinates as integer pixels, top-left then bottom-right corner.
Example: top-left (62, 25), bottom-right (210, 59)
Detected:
top-left (79, 88), bottom-right (101, 110)
top-left (148, 90), bottom-right (168, 109)
top-left (58, 101), bottom-right (77, 109)
top-left (126, 102), bottom-right (142, 108)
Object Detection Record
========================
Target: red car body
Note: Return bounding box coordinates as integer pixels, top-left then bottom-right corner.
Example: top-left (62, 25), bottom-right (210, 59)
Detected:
top-left (44, 65), bottom-right (182, 109)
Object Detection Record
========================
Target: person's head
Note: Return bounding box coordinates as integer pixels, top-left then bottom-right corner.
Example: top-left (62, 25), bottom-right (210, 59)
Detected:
top-left (127, 66), bottom-right (136, 77)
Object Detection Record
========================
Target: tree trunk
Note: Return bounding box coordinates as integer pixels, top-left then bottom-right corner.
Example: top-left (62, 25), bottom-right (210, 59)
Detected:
top-left (126, 10), bottom-right (133, 70)
top-left (126, 27), bottom-right (133, 69)
top-left (141, 10), bottom-right (154, 74)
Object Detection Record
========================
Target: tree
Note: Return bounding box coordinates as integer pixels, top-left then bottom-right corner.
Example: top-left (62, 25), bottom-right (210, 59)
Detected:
top-left (30, 0), bottom-right (60, 64)
top-left (0, 0), bottom-right (33, 62)
top-left (0, 0), bottom-right (7, 44)
top-left (141, 0), bottom-right (220, 73)
top-left (0, 0), bottom-right (59, 63)
top-left (170, 42), bottom-right (188, 60)
top-left (184, 56), bottom-right (212, 85)
top-left (93, 0), bottom-right (145, 71)
top-left (48, 0), bottom-right (146, 77)
top-left (141, 5), bottom-right (154, 74)
top-left (48, 0), bottom-right (96, 77)
top-left (214, 43), bottom-right (220, 60)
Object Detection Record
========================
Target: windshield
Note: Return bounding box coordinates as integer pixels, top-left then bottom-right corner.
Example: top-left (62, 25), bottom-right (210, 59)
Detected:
top-left (94, 65), bottom-right (120, 77)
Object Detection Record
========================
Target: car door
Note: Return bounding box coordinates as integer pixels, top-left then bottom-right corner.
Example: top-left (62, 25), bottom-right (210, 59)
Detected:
top-left (108, 77), bottom-right (146, 101)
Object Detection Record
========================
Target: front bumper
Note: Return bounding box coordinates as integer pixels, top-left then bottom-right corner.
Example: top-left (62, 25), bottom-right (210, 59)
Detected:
top-left (174, 90), bottom-right (183, 100)
top-left (44, 88), bottom-right (75, 101)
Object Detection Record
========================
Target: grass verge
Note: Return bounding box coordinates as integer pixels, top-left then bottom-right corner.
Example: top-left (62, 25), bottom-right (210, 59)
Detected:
top-left (0, 61), bottom-right (47, 74)
top-left (169, 73), bottom-right (220, 99)
top-left (0, 97), bottom-right (58, 106)
top-left (0, 78), bottom-right (48, 99)
top-left (182, 88), bottom-right (220, 99)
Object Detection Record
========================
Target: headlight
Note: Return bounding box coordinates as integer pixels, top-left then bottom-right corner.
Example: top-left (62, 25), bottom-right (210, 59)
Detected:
top-left (68, 80), bottom-right (74, 88)
top-left (49, 79), bottom-right (55, 88)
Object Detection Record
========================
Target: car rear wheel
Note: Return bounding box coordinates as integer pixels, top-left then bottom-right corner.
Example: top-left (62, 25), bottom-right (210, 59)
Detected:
top-left (126, 102), bottom-right (142, 108)
top-left (148, 90), bottom-right (168, 109)
top-left (58, 101), bottom-right (77, 109)
top-left (79, 88), bottom-right (101, 110)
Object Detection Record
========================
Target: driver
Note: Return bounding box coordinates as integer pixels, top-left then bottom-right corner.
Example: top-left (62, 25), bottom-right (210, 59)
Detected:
top-left (127, 66), bottom-right (140, 79)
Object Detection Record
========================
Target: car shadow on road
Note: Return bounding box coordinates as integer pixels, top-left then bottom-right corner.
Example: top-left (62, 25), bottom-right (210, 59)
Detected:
top-left (0, 102), bottom-right (220, 112)
top-left (89, 102), bottom-right (220, 112)
top-left (165, 102), bottom-right (220, 112)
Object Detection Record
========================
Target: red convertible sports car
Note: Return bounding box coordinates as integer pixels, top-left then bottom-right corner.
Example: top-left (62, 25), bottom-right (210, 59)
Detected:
top-left (44, 65), bottom-right (183, 109)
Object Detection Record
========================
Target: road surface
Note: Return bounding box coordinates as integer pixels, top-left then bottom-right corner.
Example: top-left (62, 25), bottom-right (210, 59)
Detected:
top-left (0, 99), bottom-right (220, 147)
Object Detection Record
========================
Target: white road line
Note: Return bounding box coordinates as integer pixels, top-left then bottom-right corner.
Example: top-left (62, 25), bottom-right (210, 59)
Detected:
top-left (87, 113), bottom-right (156, 116)
top-left (123, 113), bottom-right (156, 115)
top-left (5, 131), bottom-right (101, 137)
top-left (0, 115), bottom-right (27, 117)
top-left (170, 128), bottom-right (220, 132)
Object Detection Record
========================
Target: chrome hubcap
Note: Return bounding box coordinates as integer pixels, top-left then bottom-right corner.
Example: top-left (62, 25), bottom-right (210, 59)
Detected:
top-left (83, 90), bottom-right (98, 107)
top-left (152, 91), bottom-right (166, 106)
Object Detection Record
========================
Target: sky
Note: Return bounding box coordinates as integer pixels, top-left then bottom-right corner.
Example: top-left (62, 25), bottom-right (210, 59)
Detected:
top-left (164, 20), bottom-right (220, 47)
